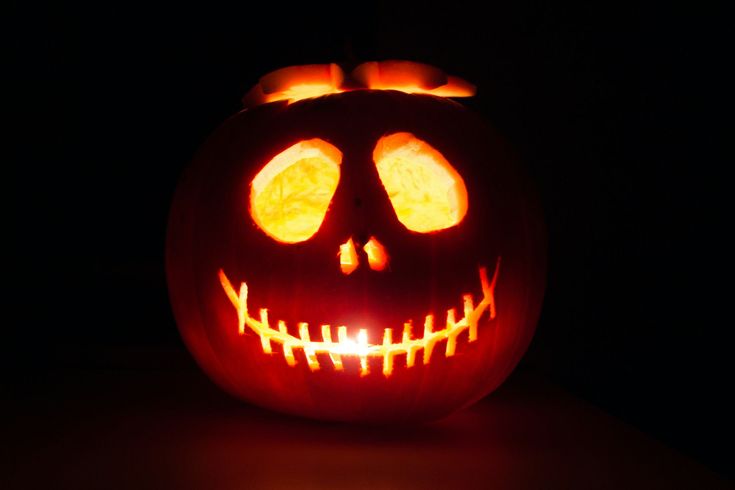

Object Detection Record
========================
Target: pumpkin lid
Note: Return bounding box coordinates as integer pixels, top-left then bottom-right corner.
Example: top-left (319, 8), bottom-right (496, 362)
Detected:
top-left (242, 60), bottom-right (476, 108)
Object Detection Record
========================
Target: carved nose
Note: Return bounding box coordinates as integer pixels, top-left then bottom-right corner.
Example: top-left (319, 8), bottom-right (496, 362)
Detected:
top-left (363, 236), bottom-right (388, 271)
top-left (338, 236), bottom-right (389, 275)
top-left (338, 238), bottom-right (358, 275)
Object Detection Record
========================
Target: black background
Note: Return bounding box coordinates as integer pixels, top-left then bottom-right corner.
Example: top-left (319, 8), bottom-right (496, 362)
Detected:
top-left (12, 1), bottom-right (730, 478)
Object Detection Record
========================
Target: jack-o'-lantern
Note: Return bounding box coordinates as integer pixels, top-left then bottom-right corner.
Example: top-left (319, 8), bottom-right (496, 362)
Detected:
top-left (166, 61), bottom-right (546, 423)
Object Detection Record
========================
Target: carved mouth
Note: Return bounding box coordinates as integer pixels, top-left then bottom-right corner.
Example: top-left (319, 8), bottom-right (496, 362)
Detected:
top-left (218, 258), bottom-right (500, 377)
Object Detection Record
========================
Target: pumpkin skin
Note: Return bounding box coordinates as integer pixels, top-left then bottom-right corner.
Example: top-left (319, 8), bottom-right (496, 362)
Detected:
top-left (166, 88), bottom-right (546, 423)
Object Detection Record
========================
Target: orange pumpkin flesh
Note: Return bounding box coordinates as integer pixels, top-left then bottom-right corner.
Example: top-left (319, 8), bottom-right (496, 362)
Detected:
top-left (166, 64), bottom-right (546, 423)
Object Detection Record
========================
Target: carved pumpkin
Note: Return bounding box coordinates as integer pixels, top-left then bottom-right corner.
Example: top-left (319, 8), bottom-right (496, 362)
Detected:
top-left (166, 61), bottom-right (546, 423)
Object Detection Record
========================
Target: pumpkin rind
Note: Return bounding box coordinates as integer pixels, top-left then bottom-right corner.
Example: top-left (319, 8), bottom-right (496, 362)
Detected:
top-left (166, 89), bottom-right (546, 423)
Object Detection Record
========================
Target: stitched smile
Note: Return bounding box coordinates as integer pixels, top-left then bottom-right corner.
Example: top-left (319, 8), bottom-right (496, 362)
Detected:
top-left (218, 257), bottom-right (500, 377)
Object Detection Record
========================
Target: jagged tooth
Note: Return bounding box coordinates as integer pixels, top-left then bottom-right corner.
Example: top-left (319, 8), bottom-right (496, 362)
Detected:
top-left (336, 326), bottom-right (348, 372)
top-left (382, 328), bottom-right (394, 376)
top-left (486, 258), bottom-right (500, 320)
top-left (322, 324), bottom-right (343, 371)
top-left (463, 294), bottom-right (474, 318)
top-left (424, 315), bottom-right (434, 336)
top-left (402, 322), bottom-right (412, 343)
top-left (446, 307), bottom-right (459, 357)
top-left (218, 269), bottom-right (240, 309)
top-left (406, 349), bottom-right (417, 367)
top-left (237, 283), bottom-right (249, 334)
top-left (282, 343), bottom-right (296, 366)
top-left (276, 320), bottom-right (296, 365)
top-left (283, 346), bottom-right (296, 366)
top-left (479, 260), bottom-right (500, 312)
top-left (446, 308), bottom-right (456, 328)
top-left (258, 309), bottom-right (272, 353)
top-left (358, 329), bottom-right (369, 376)
top-left (238, 283), bottom-right (249, 315)
top-left (260, 334), bottom-right (273, 354)
top-left (321, 324), bottom-right (332, 342)
top-left (464, 294), bottom-right (478, 342)
top-left (403, 321), bottom-right (417, 367)
top-left (445, 335), bottom-right (457, 357)
top-left (335, 325), bottom-right (348, 370)
top-left (479, 266), bottom-right (490, 295)
top-left (423, 315), bottom-right (436, 365)
top-left (298, 322), bottom-right (319, 371)
top-left (357, 328), bottom-right (368, 346)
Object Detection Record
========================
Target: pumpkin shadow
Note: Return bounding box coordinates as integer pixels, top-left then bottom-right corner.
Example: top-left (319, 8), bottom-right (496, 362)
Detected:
top-left (152, 368), bottom-right (536, 488)
top-left (9, 365), bottom-right (725, 490)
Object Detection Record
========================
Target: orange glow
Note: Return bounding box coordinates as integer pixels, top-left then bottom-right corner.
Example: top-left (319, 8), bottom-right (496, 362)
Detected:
top-left (242, 63), bottom-right (344, 106)
top-left (373, 132), bottom-right (468, 233)
top-left (352, 61), bottom-right (476, 97)
top-left (242, 61), bottom-right (475, 108)
top-left (339, 238), bottom-right (359, 275)
top-left (363, 236), bottom-right (388, 271)
top-left (250, 139), bottom-right (342, 243)
top-left (217, 258), bottom-right (500, 377)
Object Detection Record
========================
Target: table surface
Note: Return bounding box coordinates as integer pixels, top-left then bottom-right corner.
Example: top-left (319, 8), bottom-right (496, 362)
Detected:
top-left (3, 364), bottom-right (729, 490)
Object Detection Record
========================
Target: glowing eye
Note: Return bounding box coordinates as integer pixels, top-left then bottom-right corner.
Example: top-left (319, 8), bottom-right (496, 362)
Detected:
top-left (250, 139), bottom-right (342, 243)
top-left (373, 132), bottom-right (468, 233)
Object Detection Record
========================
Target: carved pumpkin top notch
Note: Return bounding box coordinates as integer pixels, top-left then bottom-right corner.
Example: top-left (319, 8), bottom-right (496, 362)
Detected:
top-left (241, 61), bottom-right (477, 108)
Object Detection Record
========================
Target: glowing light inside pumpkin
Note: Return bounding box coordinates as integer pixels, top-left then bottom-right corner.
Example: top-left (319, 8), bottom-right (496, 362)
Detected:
top-left (242, 63), bottom-right (344, 106)
top-left (364, 236), bottom-right (389, 270)
top-left (352, 60), bottom-right (476, 97)
top-left (241, 61), bottom-right (476, 108)
top-left (250, 139), bottom-right (341, 243)
top-left (218, 258), bottom-right (500, 377)
top-left (339, 237), bottom-right (359, 275)
top-left (272, 84), bottom-right (341, 103)
top-left (374, 132), bottom-right (468, 233)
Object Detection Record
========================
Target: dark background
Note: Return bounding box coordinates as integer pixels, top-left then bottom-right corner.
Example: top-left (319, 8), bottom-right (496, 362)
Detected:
top-left (12, 1), bottom-right (730, 478)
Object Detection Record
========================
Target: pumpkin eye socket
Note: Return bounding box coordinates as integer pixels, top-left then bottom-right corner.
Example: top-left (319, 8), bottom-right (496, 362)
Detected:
top-left (250, 139), bottom-right (342, 243)
top-left (373, 132), bottom-right (468, 233)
